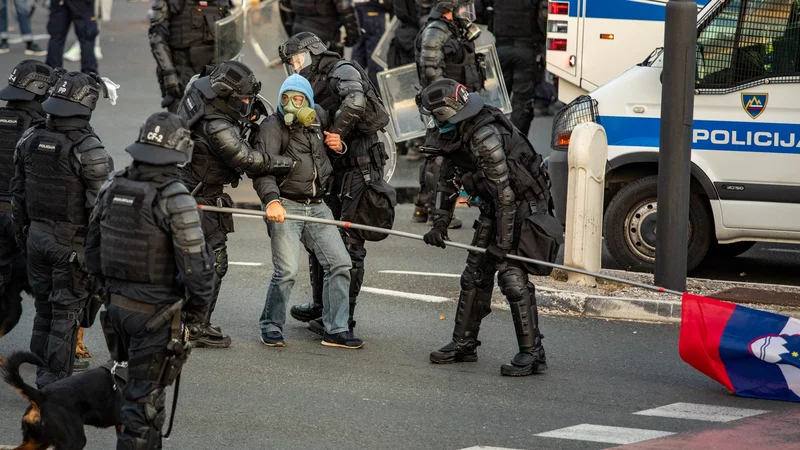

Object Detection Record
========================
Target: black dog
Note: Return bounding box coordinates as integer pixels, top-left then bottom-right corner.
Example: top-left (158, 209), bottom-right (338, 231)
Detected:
top-left (1, 351), bottom-right (125, 450)
top-left (0, 255), bottom-right (32, 342)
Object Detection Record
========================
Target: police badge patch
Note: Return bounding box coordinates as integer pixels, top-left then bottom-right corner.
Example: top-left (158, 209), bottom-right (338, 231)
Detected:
top-left (741, 93), bottom-right (768, 120)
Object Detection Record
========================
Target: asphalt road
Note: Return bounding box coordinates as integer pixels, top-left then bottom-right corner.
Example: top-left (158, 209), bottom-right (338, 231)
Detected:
top-left (2, 205), bottom-right (799, 449)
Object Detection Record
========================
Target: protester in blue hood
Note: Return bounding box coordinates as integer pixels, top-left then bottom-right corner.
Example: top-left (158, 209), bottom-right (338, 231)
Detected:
top-left (250, 75), bottom-right (365, 350)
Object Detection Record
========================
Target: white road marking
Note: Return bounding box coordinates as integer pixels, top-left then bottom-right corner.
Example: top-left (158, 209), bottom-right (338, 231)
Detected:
top-left (535, 424), bottom-right (674, 445)
top-left (379, 270), bottom-right (460, 278)
top-left (762, 248), bottom-right (800, 254)
top-left (359, 287), bottom-right (450, 303)
top-left (229, 261), bottom-right (264, 266)
top-left (633, 402), bottom-right (769, 422)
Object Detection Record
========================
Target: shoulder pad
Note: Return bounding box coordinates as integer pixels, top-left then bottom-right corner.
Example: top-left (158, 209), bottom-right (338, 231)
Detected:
top-left (160, 180), bottom-right (191, 198)
top-left (205, 118), bottom-right (236, 135)
top-left (331, 62), bottom-right (362, 82)
top-left (75, 134), bottom-right (104, 153)
top-left (473, 124), bottom-right (500, 145)
top-left (165, 191), bottom-right (199, 214)
top-left (427, 20), bottom-right (451, 34)
top-left (18, 126), bottom-right (35, 145)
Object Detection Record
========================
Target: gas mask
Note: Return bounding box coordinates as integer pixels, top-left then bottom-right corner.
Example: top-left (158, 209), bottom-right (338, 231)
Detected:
top-left (455, 3), bottom-right (481, 41)
top-left (281, 90), bottom-right (316, 127)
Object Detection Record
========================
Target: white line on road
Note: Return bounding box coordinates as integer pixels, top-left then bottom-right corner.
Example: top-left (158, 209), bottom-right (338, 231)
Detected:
top-left (229, 261), bottom-right (264, 266)
top-left (379, 270), bottom-right (460, 278)
top-left (633, 402), bottom-right (769, 422)
top-left (457, 447), bottom-right (524, 450)
top-left (535, 424), bottom-right (674, 445)
top-left (360, 286), bottom-right (450, 303)
top-left (762, 248), bottom-right (800, 254)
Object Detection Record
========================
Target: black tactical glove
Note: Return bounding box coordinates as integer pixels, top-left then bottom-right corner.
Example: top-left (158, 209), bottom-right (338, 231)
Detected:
top-left (423, 227), bottom-right (448, 248)
top-left (161, 83), bottom-right (183, 108)
top-left (484, 244), bottom-right (508, 264)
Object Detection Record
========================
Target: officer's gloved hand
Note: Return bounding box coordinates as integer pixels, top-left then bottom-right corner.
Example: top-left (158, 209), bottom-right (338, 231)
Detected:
top-left (162, 84), bottom-right (183, 108)
top-left (484, 244), bottom-right (508, 264)
top-left (423, 227), bottom-right (448, 248)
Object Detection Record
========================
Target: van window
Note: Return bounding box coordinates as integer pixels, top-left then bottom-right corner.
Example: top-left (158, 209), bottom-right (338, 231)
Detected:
top-left (696, 0), bottom-right (800, 92)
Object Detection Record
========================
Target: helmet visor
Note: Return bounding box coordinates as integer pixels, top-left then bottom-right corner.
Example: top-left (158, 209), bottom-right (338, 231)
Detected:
top-left (456, 4), bottom-right (476, 21)
top-left (284, 51), bottom-right (313, 75)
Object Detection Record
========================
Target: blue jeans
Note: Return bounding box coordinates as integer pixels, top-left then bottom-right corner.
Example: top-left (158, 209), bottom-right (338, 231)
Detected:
top-left (0, 0), bottom-right (32, 39)
top-left (260, 200), bottom-right (352, 335)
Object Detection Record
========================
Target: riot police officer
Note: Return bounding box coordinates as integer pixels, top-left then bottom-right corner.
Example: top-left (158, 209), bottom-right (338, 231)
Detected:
top-left (419, 79), bottom-right (562, 376)
top-left (176, 60), bottom-right (294, 348)
top-left (279, 32), bottom-right (394, 335)
top-left (486, 0), bottom-right (547, 136)
top-left (0, 60), bottom-right (60, 341)
top-left (85, 112), bottom-right (214, 449)
top-left (279, 0), bottom-right (362, 57)
top-left (148, 0), bottom-right (232, 112)
top-left (411, 0), bottom-right (481, 226)
top-left (11, 71), bottom-right (114, 388)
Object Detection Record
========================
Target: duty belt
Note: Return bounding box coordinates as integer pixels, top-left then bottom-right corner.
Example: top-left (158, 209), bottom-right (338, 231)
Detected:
top-left (109, 293), bottom-right (159, 315)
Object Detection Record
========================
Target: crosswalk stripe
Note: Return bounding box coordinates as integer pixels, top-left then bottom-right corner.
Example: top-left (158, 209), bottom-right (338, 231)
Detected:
top-left (360, 286), bottom-right (450, 303)
top-left (633, 402), bottom-right (769, 422)
top-left (379, 270), bottom-right (460, 278)
top-left (535, 424), bottom-right (675, 445)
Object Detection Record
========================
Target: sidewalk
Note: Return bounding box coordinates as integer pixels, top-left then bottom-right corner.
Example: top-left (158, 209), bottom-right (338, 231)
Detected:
top-left (487, 268), bottom-right (800, 323)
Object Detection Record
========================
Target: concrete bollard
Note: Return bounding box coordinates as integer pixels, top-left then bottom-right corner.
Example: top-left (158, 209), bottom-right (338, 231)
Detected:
top-left (564, 122), bottom-right (608, 287)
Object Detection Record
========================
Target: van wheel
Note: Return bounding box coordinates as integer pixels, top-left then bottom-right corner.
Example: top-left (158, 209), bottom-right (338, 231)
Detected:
top-left (603, 175), bottom-right (712, 273)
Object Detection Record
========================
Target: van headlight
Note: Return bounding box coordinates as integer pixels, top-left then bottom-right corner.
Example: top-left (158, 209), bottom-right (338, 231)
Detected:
top-left (550, 95), bottom-right (599, 150)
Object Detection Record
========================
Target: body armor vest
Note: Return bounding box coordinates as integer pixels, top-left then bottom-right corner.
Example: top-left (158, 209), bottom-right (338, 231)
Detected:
top-left (99, 172), bottom-right (175, 285)
top-left (0, 107), bottom-right (38, 199)
top-left (167, 0), bottom-right (230, 49)
top-left (21, 128), bottom-right (93, 226)
top-left (491, 0), bottom-right (542, 41)
top-left (443, 107), bottom-right (548, 202)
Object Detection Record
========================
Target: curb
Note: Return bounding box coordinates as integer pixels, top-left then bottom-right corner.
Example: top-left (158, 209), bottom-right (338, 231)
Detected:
top-left (490, 287), bottom-right (800, 324)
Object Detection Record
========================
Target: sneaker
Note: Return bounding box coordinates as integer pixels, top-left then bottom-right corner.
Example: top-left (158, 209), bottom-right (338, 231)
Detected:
top-left (94, 43), bottom-right (103, 60)
top-left (24, 41), bottom-right (46, 56)
top-left (260, 331), bottom-right (285, 347)
top-left (73, 358), bottom-right (90, 372)
top-left (322, 331), bottom-right (364, 349)
top-left (63, 41), bottom-right (80, 62)
top-left (0, 40), bottom-right (9, 54)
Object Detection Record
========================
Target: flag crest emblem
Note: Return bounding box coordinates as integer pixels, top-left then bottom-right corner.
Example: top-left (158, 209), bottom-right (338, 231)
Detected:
top-left (741, 93), bottom-right (768, 119)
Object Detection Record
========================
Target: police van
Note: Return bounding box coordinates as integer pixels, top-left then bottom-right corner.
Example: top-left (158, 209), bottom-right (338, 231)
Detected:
top-left (548, 0), bottom-right (800, 272)
top-left (545, 0), bottom-right (712, 104)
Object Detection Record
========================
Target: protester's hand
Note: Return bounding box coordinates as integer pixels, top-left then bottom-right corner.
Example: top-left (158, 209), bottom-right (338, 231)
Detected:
top-left (324, 131), bottom-right (343, 152)
top-left (484, 244), bottom-right (508, 264)
top-left (266, 201), bottom-right (286, 223)
top-left (423, 227), bottom-right (448, 248)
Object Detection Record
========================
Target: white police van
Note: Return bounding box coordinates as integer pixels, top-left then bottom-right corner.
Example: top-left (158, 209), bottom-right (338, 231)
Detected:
top-left (545, 0), bottom-right (712, 104)
top-left (549, 0), bottom-right (800, 272)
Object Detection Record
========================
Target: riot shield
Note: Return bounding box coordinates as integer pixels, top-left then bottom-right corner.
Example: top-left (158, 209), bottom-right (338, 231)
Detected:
top-left (215, 7), bottom-right (245, 63)
top-left (371, 17), bottom-right (399, 70)
top-left (245, 0), bottom-right (288, 68)
top-left (377, 44), bottom-right (511, 142)
top-left (380, 128), bottom-right (398, 183)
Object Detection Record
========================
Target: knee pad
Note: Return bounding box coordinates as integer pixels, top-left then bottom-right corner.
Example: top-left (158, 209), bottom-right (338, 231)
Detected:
top-left (214, 248), bottom-right (228, 279)
top-left (498, 267), bottom-right (528, 302)
top-left (142, 388), bottom-right (167, 431)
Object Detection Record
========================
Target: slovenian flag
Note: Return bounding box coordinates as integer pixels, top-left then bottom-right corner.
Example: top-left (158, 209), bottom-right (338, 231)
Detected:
top-left (680, 293), bottom-right (800, 402)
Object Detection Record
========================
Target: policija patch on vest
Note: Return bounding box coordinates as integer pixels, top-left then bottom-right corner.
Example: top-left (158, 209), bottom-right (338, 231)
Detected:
top-left (36, 141), bottom-right (57, 152)
top-left (112, 195), bottom-right (136, 206)
top-left (0, 117), bottom-right (18, 127)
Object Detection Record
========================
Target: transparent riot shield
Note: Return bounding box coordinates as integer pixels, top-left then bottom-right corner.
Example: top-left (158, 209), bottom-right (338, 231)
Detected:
top-left (245, 0), bottom-right (288, 68)
top-left (379, 128), bottom-right (398, 183)
top-left (215, 7), bottom-right (245, 63)
top-left (371, 16), bottom-right (399, 70)
top-left (377, 44), bottom-right (511, 142)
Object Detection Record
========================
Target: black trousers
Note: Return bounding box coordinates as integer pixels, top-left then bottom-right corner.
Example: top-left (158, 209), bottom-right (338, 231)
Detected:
top-left (45, 0), bottom-right (99, 74)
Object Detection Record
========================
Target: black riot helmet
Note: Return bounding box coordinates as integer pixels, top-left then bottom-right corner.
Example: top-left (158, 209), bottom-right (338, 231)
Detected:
top-left (278, 32), bottom-right (329, 76)
top-left (432, 0), bottom-right (480, 40)
top-left (125, 112), bottom-right (194, 165)
top-left (205, 60), bottom-right (261, 119)
top-left (417, 78), bottom-right (484, 125)
top-left (42, 71), bottom-right (107, 117)
top-left (0, 60), bottom-right (63, 102)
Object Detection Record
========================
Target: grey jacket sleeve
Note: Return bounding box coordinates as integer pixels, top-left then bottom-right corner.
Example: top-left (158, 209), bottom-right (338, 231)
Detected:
top-left (251, 119), bottom-right (285, 205)
top-left (74, 135), bottom-right (114, 209)
top-left (160, 182), bottom-right (215, 305)
top-left (205, 118), bottom-right (294, 177)
top-left (328, 63), bottom-right (367, 138)
top-left (148, 0), bottom-right (178, 89)
top-left (470, 124), bottom-right (515, 250)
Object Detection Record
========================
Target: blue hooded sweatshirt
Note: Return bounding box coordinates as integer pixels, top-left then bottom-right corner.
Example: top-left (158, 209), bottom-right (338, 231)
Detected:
top-left (277, 74), bottom-right (315, 115)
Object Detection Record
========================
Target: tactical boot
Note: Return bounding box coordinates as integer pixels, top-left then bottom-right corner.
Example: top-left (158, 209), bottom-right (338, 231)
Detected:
top-left (501, 342), bottom-right (547, 376)
top-left (290, 301), bottom-right (323, 322)
top-left (412, 205), bottom-right (428, 223)
top-left (501, 283), bottom-right (547, 376)
top-left (202, 322), bottom-right (224, 338)
top-left (188, 324), bottom-right (232, 348)
top-left (429, 339), bottom-right (479, 363)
